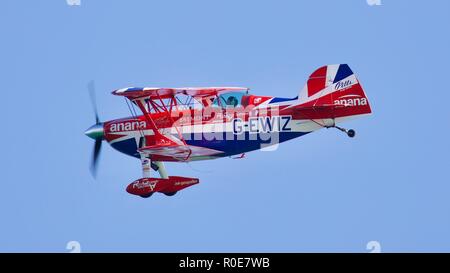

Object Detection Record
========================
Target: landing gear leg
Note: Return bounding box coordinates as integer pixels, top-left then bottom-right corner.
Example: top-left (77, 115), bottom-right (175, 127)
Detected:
top-left (335, 126), bottom-right (355, 138)
top-left (140, 154), bottom-right (151, 178)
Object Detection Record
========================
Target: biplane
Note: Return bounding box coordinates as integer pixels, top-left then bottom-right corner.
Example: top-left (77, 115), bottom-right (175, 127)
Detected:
top-left (85, 64), bottom-right (372, 198)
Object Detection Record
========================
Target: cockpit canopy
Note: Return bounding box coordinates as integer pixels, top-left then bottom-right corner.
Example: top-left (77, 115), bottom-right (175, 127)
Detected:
top-left (212, 92), bottom-right (248, 108)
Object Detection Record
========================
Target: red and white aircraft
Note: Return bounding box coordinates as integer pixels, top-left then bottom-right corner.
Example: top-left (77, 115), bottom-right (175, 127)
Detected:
top-left (85, 64), bottom-right (372, 198)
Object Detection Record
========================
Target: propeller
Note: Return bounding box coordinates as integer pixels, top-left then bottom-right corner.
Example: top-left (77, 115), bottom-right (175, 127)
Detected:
top-left (91, 137), bottom-right (102, 178)
top-left (85, 80), bottom-right (104, 178)
top-left (88, 80), bottom-right (99, 124)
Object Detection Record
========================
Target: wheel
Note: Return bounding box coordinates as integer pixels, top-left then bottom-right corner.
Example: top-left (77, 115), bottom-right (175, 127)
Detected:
top-left (140, 193), bottom-right (154, 198)
top-left (347, 129), bottom-right (356, 138)
top-left (163, 191), bottom-right (177, 196)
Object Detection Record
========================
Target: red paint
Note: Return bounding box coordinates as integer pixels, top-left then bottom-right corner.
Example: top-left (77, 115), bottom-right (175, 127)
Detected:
top-left (126, 176), bottom-right (200, 196)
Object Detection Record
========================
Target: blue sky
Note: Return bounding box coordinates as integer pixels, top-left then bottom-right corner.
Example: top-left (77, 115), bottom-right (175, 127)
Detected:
top-left (1, 0), bottom-right (450, 252)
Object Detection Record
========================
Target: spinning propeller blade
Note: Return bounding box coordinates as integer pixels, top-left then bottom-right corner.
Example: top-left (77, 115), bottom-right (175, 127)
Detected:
top-left (90, 138), bottom-right (102, 178)
top-left (88, 80), bottom-right (99, 124)
top-left (86, 80), bottom-right (104, 178)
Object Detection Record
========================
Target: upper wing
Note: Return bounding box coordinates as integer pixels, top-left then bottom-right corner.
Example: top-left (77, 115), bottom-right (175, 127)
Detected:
top-left (112, 86), bottom-right (249, 100)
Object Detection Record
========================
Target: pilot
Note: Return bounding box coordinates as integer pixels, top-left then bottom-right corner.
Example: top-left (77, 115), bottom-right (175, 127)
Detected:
top-left (226, 96), bottom-right (238, 107)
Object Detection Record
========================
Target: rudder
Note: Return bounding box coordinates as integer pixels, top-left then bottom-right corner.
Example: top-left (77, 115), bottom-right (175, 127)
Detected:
top-left (296, 64), bottom-right (372, 119)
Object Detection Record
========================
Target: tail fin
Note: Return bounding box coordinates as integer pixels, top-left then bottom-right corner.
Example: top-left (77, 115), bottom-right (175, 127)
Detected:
top-left (295, 64), bottom-right (372, 119)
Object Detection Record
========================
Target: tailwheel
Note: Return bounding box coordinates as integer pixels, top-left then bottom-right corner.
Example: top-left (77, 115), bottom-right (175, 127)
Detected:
top-left (347, 129), bottom-right (356, 138)
top-left (328, 124), bottom-right (356, 138)
top-left (163, 191), bottom-right (177, 196)
top-left (140, 193), bottom-right (154, 198)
